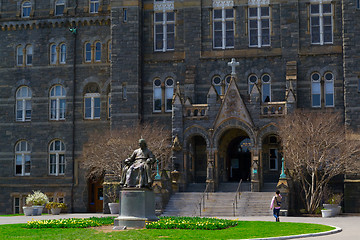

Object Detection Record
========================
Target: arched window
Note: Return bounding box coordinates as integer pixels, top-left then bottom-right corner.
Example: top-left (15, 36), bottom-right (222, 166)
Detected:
top-left (212, 76), bottom-right (222, 95)
top-left (225, 75), bottom-right (231, 93)
top-left (84, 84), bottom-right (101, 119)
top-left (50, 44), bottom-right (57, 64)
top-left (324, 72), bottom-right (334, 107)
top-left (50, 85), bottom-right (66, 120)
top-left (60, 43), bottom-right (66, 64)
top-left (49, 140), bottom-right (65, 175)
top-left (15, 140), bottom-right (31, 176)
top-left (16, 45), bottom-right (24, 66)
top-left (16, 86), bottom-right (32, 122)
top-left (25, 45), bottom-right (33, 65)
top-left (22, 1), bottom-right (31, 18)
top-left (311, 72), bottom-right (321, 107)
top-left (90, 0), bottom-right (99, 13)
top-left (153, 79), bottom-right (162, 112)
top-left (248, 74), bottom-right (258, 94)
top-left (95, 42), bottom-right (101, 62)
top-left (261, 74), bottom-right (271, 102)
top-left (85, 42), bottom-right (92, 62)
top-left (55, 0), bottom-right (65, 16)
top-left (165, 78), bottom-right (174, 112)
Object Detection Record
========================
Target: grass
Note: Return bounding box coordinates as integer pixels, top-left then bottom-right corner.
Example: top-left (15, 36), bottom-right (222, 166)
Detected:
top-left (0, 219), bottom-right (335, 239)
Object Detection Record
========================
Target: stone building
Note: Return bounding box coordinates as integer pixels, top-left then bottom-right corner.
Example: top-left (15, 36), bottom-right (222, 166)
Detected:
top-left (0, 0), bottom-right (359, 214)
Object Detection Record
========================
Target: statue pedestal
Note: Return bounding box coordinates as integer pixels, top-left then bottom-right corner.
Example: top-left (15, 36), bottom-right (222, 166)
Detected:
top-left (113, 188), bottom-right (158, 229)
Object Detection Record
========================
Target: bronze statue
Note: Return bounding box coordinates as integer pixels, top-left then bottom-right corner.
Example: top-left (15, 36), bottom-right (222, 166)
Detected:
top-left (120, 139), bottom-right (156, 188)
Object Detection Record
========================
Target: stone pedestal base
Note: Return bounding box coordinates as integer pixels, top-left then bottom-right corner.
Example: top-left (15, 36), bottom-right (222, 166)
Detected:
top-left (113, 188), bottom-right (158, 229)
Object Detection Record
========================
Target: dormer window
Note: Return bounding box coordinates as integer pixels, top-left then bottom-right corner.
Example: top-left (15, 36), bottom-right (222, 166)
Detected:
top-left (22, 1), bottom-right (31, 18)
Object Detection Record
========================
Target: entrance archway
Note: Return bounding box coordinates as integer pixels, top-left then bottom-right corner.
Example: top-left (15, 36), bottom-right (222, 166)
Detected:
top-left (187, 135), bottom-right (207, 183)
top-left (218, 129), bottom-right (252, 182)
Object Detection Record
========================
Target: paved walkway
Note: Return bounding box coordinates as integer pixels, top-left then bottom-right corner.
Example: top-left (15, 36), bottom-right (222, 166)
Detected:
top-left (0, 213), bottom-right (359, 239)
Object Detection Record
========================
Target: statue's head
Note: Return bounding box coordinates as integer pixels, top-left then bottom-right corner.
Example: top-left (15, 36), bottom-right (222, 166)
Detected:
top-left (139, 139), bottom-right (147, 149)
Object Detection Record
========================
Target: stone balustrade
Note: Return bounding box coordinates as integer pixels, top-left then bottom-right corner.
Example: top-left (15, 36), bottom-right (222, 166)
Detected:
top-left (184, 104), bottom-right (208, 119)
top-left (261, 102), bottom-right (286, 117)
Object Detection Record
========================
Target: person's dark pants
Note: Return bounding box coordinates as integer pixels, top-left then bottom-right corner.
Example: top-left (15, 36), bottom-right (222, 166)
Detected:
top-left (273, 208), bottom-right (280, 221)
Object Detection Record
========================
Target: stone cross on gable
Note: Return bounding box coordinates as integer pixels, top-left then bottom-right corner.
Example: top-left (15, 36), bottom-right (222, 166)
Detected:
top-left (228, 58), bottom-right (239, 76)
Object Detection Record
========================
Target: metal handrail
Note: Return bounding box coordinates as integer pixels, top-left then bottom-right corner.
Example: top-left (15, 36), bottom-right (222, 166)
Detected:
top-left (196, 182), bottom-right (210, 216)
top-left (232, 179), bottom-right (242, 216)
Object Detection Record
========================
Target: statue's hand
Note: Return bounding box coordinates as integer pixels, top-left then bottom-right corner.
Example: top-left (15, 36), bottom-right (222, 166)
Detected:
top-left (124, 158), bottom-right (131, 165)
top-left (146, 158), bottom-right (153, 164)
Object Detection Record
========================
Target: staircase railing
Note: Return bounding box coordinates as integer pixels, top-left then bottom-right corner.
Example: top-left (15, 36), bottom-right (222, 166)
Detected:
top-left (196, 182), bottom-right (210, 216)
top-left (232, 179), bottom-right (242, 216)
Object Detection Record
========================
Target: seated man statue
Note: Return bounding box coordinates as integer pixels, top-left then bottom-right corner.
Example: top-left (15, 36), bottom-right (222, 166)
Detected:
top-left (120, 139), bottom-right (156, 188)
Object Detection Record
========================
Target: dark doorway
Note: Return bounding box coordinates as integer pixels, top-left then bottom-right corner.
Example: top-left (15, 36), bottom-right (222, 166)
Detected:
top-left (88, 179), bottom-right (103, 213)
top-left (194, 136), bottom-right (207, 182)
top-left (227, 137), bottom-right (251, 182)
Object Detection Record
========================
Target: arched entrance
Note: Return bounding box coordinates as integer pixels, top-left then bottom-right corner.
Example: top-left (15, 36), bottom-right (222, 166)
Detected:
top-left (218, 129), bottom-right (252, 182)
top-left (187, 135), bottom-right (207, 183)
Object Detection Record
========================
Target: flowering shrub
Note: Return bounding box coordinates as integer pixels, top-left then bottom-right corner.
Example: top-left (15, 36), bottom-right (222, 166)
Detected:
top-left (45, 202), bottom-right (67, 210)
top-left (25, 217), bottom-right (115, 229)
top-left (25, 190), bottom-right (49, 206)
top-left (146, 216), bottom-right (238, 230)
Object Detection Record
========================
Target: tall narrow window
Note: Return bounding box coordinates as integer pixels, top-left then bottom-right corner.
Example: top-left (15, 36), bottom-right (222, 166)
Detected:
top-left (85, 42), bottom-right (92, 62)
top-left (14, 197), bottom-right (20, 214)
top-left (311, 72), bottom-right (321, 107)
top-left (60, 43), bottom-right (66, 64)
top-left (16, 86), bottom-right (32, 122)
top-left (154, 11), bottom-right (175, 52)
top-left (357, 0), bottom-right (360, 9)
top-left (15, 140), bottom-right (31, 176)
top-left (261, 74), bottom-right (271, 102)
top-left (55, 0), bottom-right (65, 16)
top-left (310, 2), bottom-right (333, 45)
top-left (213, 8), bottom-right (234, 49)
top-left (269, 148), bottom-right (278, 170)
top-left (225, 75), bottom-right (231, 93)
top-left (248, 74), bottom-right (258, 94)
top-left (95, 42), bottom-right (101, 62)
top-left (153, 79), bottom-right (162, 112)
top-left (248, 6), bottom-right (270, 47)
top-left (49, 140), bottom-right (65, 176)
top-left (122, 83), bottom-right (127, 100)
top-left (324, 72), bottom-right (334, 107)
top-left (165, 78), bottom-right (174, 112)
top-left (90, 0), bottom-right (99, 13)
top-left (22, 1), bottom-right (31, 18)
top-left (26, 45), bottom-right (33, 66)
top-left (212, 76), bottom-right (222, 95)
top-left (50, 85), bottom-right (66, 120)
top-left (50, 44), bottom-right (57, 64)
top-left (84, 93), bottom-right (100, 119)
top-left (17, 45), bottom-right (24, 66)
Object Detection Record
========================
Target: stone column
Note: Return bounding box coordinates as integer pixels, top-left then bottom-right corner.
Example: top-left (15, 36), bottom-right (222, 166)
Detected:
top-left (206, 149), bottom-right (215, 192)
top-left (251, 150), bottom-right (260, 192)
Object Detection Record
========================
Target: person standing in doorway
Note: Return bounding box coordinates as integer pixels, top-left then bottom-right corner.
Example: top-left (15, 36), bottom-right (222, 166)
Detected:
top-left (270, 190), bottom-right (282, 222)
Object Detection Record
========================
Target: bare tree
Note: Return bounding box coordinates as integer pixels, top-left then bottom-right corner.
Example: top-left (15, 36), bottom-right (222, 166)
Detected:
top-left (80, 122), bottom-right (172, 180)
top-left (278, 110), bottom-right (360, 213)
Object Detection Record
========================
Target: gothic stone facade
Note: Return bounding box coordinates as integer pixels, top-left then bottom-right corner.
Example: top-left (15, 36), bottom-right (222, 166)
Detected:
top-left (0, 0), bottom-right (360, 214)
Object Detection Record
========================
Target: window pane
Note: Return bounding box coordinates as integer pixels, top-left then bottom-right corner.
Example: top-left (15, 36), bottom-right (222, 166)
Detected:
top-left (261, 7), bottom-right (269, 17)
top-left (262, 84), bottom-right (271, 102)
top-left (167, 12), bottom-right (174, 21)
top-left (95, 43), bottom-right (101, 61)
top-left (225, 9), bottom-right (233, 18)
top-left (25, 155), bottom-right (31, 174)
top-left (51, 99), bottom-right (57, 119)
top-left (214, 9), bottom-right (222, 19)
top-left (311, 4), bottom-right (319, 14)
top-left (249, 8), bottom-right (257, 17)
top-left (323, 4), bottom-right (332, 13)
top-left (16, 155), bottom-right (22, 174)
top-left (325, 94), bottom-right (334, 106)
top-left (94, 97), bottom-right (100, 118)
top-left (155, 12), bottom-right (163, 22)
top-left (59, 155), bottom-right (65, 174)
top-left (60, 99), bottom-right (66, 119)
top-left (50, 154), bottom-right (56, 174)
top-left (312, 94), bottom-right (321, 107)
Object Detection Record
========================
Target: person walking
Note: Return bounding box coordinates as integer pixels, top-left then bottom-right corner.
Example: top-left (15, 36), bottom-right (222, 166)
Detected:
top-left (270, 190), bottom-right (282, 222)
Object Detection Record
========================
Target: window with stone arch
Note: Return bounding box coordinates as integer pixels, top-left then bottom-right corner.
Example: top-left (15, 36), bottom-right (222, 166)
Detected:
top-left (22, 1), bottom-right (31, 18)
top-left (16, 45), bottom-right (24, 66)
top-left (84, 84), bottom-right (101, 119)
top-left (153, 78), bottom-right (162, 112)
top-left (25, 45), bottom-right (33, 66)
top-left (84, 42), bottom-right (92, 62)
top-left (311, 72), bottom-right (321, 107)
top-left (165, 78), bottom-right (174, 112)
top-left (15, 140), bottom-right (31, 176)
top-left (324, 72), bottom-right (334, 107)
top-left (212, 1), bottom-right (234, 49)
top-left (50, 85), bottom-right (66, 121)
top-left (248, 0), bottom-right (271, 47)
top-left (16, 86), bottom-right (32, 122)
top-left (60, 43), bottom-right (66, 64)
top-left (154, 0), bottom-right (175, 52)
top-left (55, 0), bottom-right (65, 16)
top-left (212, 75), bottom-right (222, 95)
top-left (225, 75), bottom-right (232, 92)
top-left (50, 43), bottom-right (57, 65)
top-left (90, 0), bottom-right (100, 14)
top-left (248, 74), bottom-right (258, 94)
top-left (310, 0), bottom-right (333, 45)
top-left (49, 139), bottom-right (65, 176)
top-left (261, 74), bottom-right (271, 102)
top-left (95, 41), bottom-right (101, 62)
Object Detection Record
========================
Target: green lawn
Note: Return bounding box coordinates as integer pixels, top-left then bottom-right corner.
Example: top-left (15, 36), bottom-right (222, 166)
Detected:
top-left (0, 221), bottom-right (335, 239)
